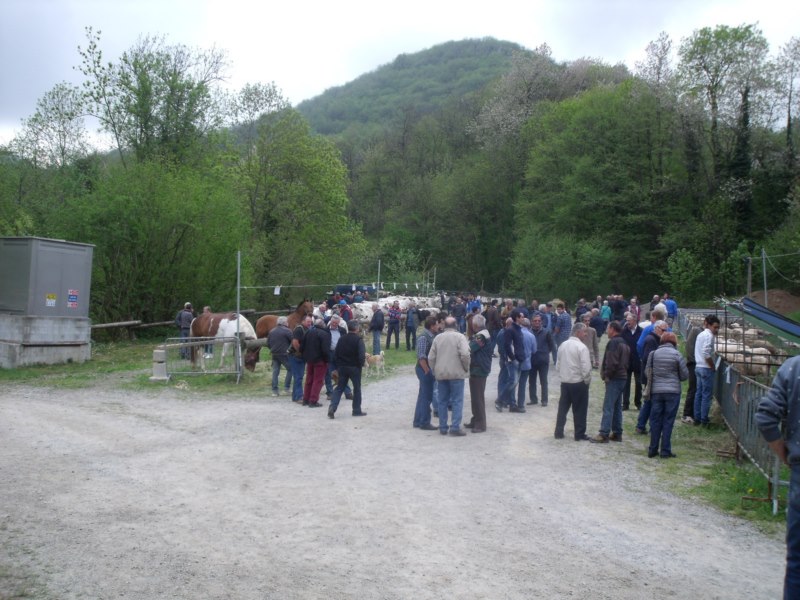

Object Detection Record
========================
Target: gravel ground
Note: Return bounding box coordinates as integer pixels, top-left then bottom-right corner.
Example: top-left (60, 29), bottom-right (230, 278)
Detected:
top-left (0, 358), bottom-right (785, 599)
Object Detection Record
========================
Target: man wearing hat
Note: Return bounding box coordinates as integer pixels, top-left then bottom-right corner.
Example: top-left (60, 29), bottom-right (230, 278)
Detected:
top-left (338, 299), bottom-right (353, 323)
top-left (175, 302), bottom-right (194, 359)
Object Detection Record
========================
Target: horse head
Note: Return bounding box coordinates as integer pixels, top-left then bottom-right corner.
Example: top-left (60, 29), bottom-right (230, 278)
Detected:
top-left (298, 299), bottom-right (314, 316)
top-left (244, 348), bottom-right (258, 372)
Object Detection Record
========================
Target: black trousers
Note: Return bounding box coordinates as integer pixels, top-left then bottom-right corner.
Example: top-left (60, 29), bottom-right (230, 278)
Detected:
top-left (555, 381), bottom-right (589, 439)
top-left (683, 363), bottom-right (697, 418)
top-left (529, 360), bottom-right (549, 405)
top-left (386, 322), bottom-right (400, 349)
top-left (623, 365), bottom-right (642, 409)
top-left (405, 325), bottom-right (417, 350)
top-left (330, 365), bottom-right (363, 414)
top-left (468, 375), bottom-right (487, 430)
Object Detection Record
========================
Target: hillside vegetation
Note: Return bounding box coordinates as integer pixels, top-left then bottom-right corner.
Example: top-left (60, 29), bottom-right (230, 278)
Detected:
top-left (297, 38), bottom-right (521, 135)
top-left (1, 28), bottom-right (799, 326)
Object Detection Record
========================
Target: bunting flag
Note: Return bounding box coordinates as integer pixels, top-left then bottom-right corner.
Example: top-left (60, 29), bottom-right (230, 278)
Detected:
top-left (273, 286), bottom-right (281, 295)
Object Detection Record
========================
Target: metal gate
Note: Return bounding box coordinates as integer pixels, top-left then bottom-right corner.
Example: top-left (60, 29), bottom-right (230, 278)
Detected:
top-left (164, 336), bottom-right (243, 382)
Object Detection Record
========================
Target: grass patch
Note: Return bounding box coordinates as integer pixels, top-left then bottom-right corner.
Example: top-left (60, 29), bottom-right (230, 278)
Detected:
top-left (0, 338), bottom-right (420, 394)
top-left (788, 310), bottom-right (800, 324)
top-left (0, 339), bottom-right (154, 387)
top-left (624, 408), bottom-right (787, 529)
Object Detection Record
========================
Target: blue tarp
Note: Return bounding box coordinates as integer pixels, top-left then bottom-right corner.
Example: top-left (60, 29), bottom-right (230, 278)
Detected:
top-left (740, 297), bottom-right (800, 339)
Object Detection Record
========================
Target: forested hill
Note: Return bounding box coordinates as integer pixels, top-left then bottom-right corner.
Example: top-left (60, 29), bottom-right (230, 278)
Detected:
top-left (296, 38), bottom-right (523, 135)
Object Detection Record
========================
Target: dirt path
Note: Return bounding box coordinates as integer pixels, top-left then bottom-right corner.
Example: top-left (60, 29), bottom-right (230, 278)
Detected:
top-left (0, 363), bottom-right (785, 599)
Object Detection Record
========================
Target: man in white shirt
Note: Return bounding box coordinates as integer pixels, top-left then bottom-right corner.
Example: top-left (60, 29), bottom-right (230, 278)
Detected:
top-left (554, 322), bottom-right (593, 441)
top-left (693, 315), bottom-right (720, 426)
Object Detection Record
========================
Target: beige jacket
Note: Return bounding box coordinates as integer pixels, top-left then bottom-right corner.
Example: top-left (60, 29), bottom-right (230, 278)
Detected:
top-left (429, 329), bottom-right (470, 380)
top-left (556, 336), bottom-right (592, 385)
top-left (582, 327), bottom-right (599, 367)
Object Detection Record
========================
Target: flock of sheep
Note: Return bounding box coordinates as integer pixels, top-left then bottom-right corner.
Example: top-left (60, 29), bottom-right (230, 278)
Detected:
top-left (687, 314), bottom-right (788, 379)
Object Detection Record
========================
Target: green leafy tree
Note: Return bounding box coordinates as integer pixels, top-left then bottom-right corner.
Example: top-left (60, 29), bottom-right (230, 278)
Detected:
top-left (78, 27), bottom-right (228, 166)
top-left (666, 248), bottom-right (705, 300)
top-left (47, 161), bottom-right (248, 323)
top-left (235, 108), bottom-right (366, 306)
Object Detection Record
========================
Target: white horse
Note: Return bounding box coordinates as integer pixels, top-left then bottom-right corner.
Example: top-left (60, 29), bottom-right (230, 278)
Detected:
top-left (192, 313), bottom-right (257, 371)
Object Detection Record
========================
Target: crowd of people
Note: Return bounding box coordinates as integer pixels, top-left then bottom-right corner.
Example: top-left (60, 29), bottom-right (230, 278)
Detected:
top-left (181, 291), bottom-right (704, 450)
top-left (177, 290), bottom-right (800, 596)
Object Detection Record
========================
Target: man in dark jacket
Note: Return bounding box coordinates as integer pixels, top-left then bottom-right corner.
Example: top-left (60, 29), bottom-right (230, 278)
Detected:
top-left (528, 314), bottom-right (554, 406)
top-left (289, 315), bottom-right (312, 403)
top-left (620, 312), bottom-right (643, 410)
top-left (636, 320), bottom-right (668, 434)
top-left (175, 302), bottom-right (194, 359)
top-left (465, 315), bottom-right (492, 433)
top-left (328, 320), bottom-right (367, 418)
top-left (368, 303), bottom-right (384, 355)
top-left (485, 299), bottom-right (503, 356)
top-left (497, 310), bottom-right (525, 411)
top-left (592, 321), bottom-right (630, 443)
top-left (756, 356), bottom-right (800, 598)
top-left (267, 316), bottom-right (293, 397)
top-left (301, 319), bottom-right (331, 408)
top-left (405, 301), bottom-right (419, 351)
top-left (681, 323), bottom-right (701, 424)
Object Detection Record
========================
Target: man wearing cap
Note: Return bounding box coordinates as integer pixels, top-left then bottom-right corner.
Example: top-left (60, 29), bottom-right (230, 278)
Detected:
top-left (338, 299), bottom-right (353, 323)
top-left (175, 302), bottom-right (194, 359)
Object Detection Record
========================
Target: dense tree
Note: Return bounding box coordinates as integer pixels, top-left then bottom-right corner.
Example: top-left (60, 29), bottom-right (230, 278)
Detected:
top-left (677, 24), bottom-right (770, 184)
top-left (235, 108), bottom-right (367, 307)
top-left (78, 27), bottom-right (227, 166)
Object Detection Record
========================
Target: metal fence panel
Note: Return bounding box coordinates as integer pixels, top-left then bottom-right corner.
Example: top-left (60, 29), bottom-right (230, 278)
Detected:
top-left (164, 337), bottom-right (243, 381)
top-left (677, 310), bottom-right (785, 513)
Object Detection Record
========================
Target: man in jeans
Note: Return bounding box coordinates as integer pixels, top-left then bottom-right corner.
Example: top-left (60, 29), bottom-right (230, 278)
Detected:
top-left (289, 315), bottom-right (312, 403)
top-left (368, 303), bottom-right (384, 355)
top-left (428, 316), bottom-right (471, 436)
top-left (757, 355), bottom-right (800, 599)
top-left (528, 314), bottom-right (553, 406)
top-left (693, 315), bottom-right (720, 426)
top-left (412, 316), bottom-right (439, 431)
top-left (497, 310), bottom-right (525, 412)
top-left (591, 320), bottom-right (630, 443)
top-left (266, 316), bottom-right (293, 396)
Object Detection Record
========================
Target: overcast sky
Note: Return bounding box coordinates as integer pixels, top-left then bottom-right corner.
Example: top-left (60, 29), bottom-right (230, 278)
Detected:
top-left (1, 0), bottom-right (798, 145)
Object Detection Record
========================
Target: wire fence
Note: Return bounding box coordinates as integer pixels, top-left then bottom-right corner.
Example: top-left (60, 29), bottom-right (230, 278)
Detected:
top-left (677, 310), bottom-right (786, 514)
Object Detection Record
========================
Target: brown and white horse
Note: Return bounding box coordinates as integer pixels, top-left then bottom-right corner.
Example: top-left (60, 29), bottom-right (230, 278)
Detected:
top-left (190, 312), bottom-right (258, 371)
top-left (249, 299), bottom-right (314, 366)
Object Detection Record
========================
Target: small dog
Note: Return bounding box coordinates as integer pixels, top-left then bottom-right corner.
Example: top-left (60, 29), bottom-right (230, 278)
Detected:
top-left (364, 351), bottom-right (386, 377)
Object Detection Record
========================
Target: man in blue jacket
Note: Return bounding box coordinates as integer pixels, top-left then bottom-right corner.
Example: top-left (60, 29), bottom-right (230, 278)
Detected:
top-left (757, 356), bottom-right (800, 599)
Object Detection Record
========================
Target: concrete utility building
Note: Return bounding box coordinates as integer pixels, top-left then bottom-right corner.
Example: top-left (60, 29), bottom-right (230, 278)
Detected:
top-left (0, 237), bottom-right (94, 368)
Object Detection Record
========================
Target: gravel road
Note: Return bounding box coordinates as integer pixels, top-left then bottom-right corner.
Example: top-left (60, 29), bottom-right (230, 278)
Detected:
top-left (0, 361), bottom-right (785, 599)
